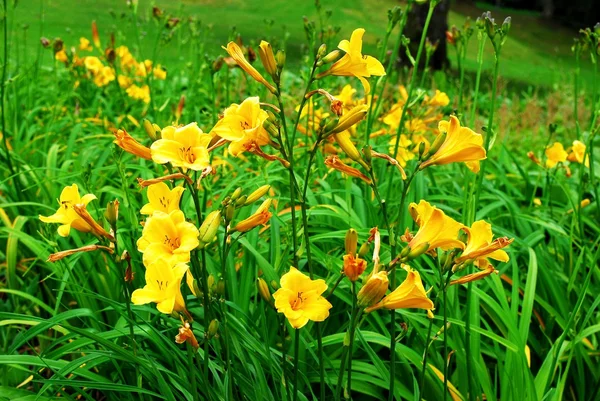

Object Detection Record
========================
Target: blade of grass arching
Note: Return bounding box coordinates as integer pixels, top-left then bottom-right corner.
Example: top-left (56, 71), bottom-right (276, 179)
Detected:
top-left (38, 379), bottom-right (165, 398)
top-left (0, 289), bottom-right (54, 315)
top-left (5, 215), bottom-right (28, 290)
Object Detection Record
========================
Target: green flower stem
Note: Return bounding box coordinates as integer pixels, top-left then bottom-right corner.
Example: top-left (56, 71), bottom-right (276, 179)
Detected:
top-left (468, 33), bottom-right (487, 128)
top-left (442, 271), bottom-right (453, 401)
top-left (346, 282), bottom-right (359, 398)
top-left (188, 343), bottom-right (199, 401)
top-left (419, 290), bottom-right (442, 397)
top-left (386, 0), bottom-right (438, 201)
top-left (293, 328), bottom-right (301, 401)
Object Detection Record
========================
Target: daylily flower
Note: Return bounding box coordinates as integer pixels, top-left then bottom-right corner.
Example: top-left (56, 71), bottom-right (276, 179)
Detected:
top-left (131, 259), bottom-right (188, 314)
top-left (113, 128), bottom-right (152, 160)
top-left (137, 210), bottom-right (200, 266)
top-left (319, 28), bottom-right (385, 94)
top-left (84, 56), bottom-right (103, 74)
top-left (273, 267), bottom-right (332, 329)
top-left (343, 254), bottom-right (367, 282)
top-left (545, 142), bottom-right (568, 168)
top-left (223, 41), bottom-right (277, 93)
top-left (365, 265), bottom-right (434, 313)
top-left (420, 115), bottom-right (486, 173)
top-left (79, 37), bottom-right (92, 51)
top-left (39, 184), bottom-right (97, 237)
top-left (567, 140), bottom-right (589, 167)
top-left (140, 182), bottom-right (185, 215)
top-left (209, 97), bottom-right (271, 157)
top-left (407, 200), bottom-right (464, 255)
top-left (92, 66), bottom-right (116, 87)
top-left (325, 155), bottom-right (372, 184)
top-left (175, 319), bottom-right (199, 349)
top-left (151, 122), bottom-right (212, 171)
top-left (232, 199), bottom-right (272, 233)
top-left (126, 84), bottom-right (150, 103)
top-left (454, 220), bottom-right (512, 268)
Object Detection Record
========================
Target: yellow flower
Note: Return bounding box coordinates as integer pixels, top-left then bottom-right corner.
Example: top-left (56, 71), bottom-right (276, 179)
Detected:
top-left (407, 200), bottom-right (464, 254)
top-left (113, 128), bottom-right (152, 160)
top-left (545, 142), bottom-right (568, 168)
top-left (233, 198), bottom-right (272, 233)
top-left (153, 65), bottom-right (167, 80)
top-left (151, 123), bottom-right (212, 171)
top-left (93, 66), bottom-right (115, 87)
top-left (118, 75), bottom-right (132, 89)
top-left (84, 56), bottom-right (103, 74)
top-left (258, 40), bottom-right (277, 76)
top-left (117, 46), bottom-right (137, 70)
top-left (328, 104), bottom-right (369, 135)
top-left (39, 184), bottom-right (97, 237)
top-left (79, 37), bottom-right (92, 51)
top-left (343, 254), bottom-right (367, 282)
top-left (131, 259), bottom-right (188, 314)
top-left (357, 270), bottom-right (389, 307)
top-left (126, 84), bottom-right (150, 103)
top-left (567, 140), bottom-right (589, 167)
top-left (223, 41), bottom-right (277, 93)
top-left (324, 155), bottom-right (372, 184)
top-left (55, 49), bottom-right (68, 63)
top-left (273, 267), bottom-right (332, 329)
top-left (426, 90), bottom-right (450, 107)
top-left (209, 97), bottom-right (271, 156)
top-left (420, 115), bottom-right (486, 173)
top-left (365, 265), bottom-right (434, 313)
top-left (140, 183), bottom-right (185, 215)
top-left (137, 210), bottom-right (200, 266)
top-left (320, 28), bottom-right (385, 94)
top-left (454, 220), bottom-right (512, 268)
top-left (335, 84), bottom-right (357, 109)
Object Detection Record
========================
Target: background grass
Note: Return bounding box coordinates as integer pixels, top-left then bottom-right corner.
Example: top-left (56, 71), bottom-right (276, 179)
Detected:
top-left (14, 0), bottom-right (596, 88)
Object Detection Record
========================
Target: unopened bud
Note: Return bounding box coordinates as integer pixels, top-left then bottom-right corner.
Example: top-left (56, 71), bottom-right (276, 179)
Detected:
top-left (317, 43), bottom-right (327, 59)
top-left (275, 50), bottom-right (285, 71)
top-left (345, 228), bottom-right (358, 256)
top-left (245, 185), bottom-right (271, 205)
top-left (424, 131), bottom-right (446, 159)
top-left (234, 195), bottom-right (248, 206)
top-left (231, 187), bottom-right (243, 201)
top-left (198, 210), bottom-right (221, 248)
top-left (104, 200), bottom-right (119, 227)
top-left (207, 319), bottom-right (219, 339)
top-left (258, 40), bottom-right (278, 77)
top-left (357, 271), bottom-right (389, 307)
top-left (143, 119), bottom-right (159, 141)
top-left (406, 242), bottom-right (430, 260)
top-left (501, 17), bottom-right (511, 35)
top-left (358, 242), bottom-right (370, 258)
top-left (216, 279), bottom-right (225, 296)
top-left (225, 203), bottom-right (235, 222)
top-left (257, 278), bottom-right (272, 303)
top-left (322, 49), bottom-right (341, 64)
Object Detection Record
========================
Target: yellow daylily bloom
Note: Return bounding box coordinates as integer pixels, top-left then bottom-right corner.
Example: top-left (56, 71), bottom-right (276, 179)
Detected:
top-left (223, 41), bottom-right (277, 93)
top-left (420, 115), bottom-right (486, 173)
top-left (55, 49), bottom-right (68, 63)
top-left (454, 220), bottom-right (512, 268)
top-left (126, 84), bottom-right (150, 103)
top-left (273, 267), bottom-right (332, 329)
top-left (140, 183), bottom-right (185, 215)
top-left (567, 140), bottom-right (589, 167)
top-left (545, 142), bottom-right (568, 168)
top-left (137, 210), bottom-right (200, 266)
top-left (319, 28), bottom-right (385, 94)
top-left (131, 259), bottom-right (188, 314)
top-left (79, 37), bottom-right (92, 51)
top-left (365, 265), bottom-right (434, 313)
top-left (39, 184), bottom-right (97, 237)
top-left (407, 200), bottom-right (465, 253)
top-left (426, 90), bottom-right (450, 107)
top-left (118, 75), bottom-right (132, 89)
top-left (84, 56), bottom-right (103, 74)
top-left (328, 104), bottom-right (369, 135)
top-left (209, 97), bottom-right (271, 157)
top-left (153, 65), bottom-right (167, 80)
top-left (151, 122), bottom-right (212, 171)
top-left (335, 84), bottom-right (357, 109)
top-left (113, 128), bottom-right (152, 160)
top-left (93, 66), bottom-right (115, 87)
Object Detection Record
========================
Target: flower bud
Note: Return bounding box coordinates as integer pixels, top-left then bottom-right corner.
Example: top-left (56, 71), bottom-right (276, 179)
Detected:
top-left (343, 254), bottom-right (367, 282)
top-left (333, 132), bottom-right (363, 164)
top-left (216, 279), bottom-right (225, 296)
top-left (143, 119), bottom-right (160, 141)
top-left (423, 131), bottom-right (446, 159)
top-left (501, 17), bottom-right (511, 35)
top-left (358, 242), bottom-right (370, 258)
top-left (328, 105), bottom-right (368, 135)
top-left (275, 50), bottom-right (286, 72)
top-left (198, 210), bottom-right (221, 248)
top-left (357, 271), bottom-right (389, 307)
top-left (231, 187), bottom-right (243, 201)
top-left (207, 319), bottom-right (219, 339)
top-left (104, 199), bottom-right (119, 227)
top-left (321, 49), bottom-right (341, 64)
top-left (234, 195), bottom-right (248, 206)
top-left (258, 40), bottom-right (278, 77)
top-left (207, 274), bottom-right (216, 294)
top-left (257, 278), bottom-right (272, 303)
top-left (406, 242), bottom-right (430, 260)
top-left (225, 203), bottom-right (235, 222)
top-left (317, 43), bottom-right (327, 59)
top-left (345, 228), bottom-right (358, 257)
top-left (40, 37), bottom-right (51, 48)
top-left (245, 185), bottom-right (271, 205)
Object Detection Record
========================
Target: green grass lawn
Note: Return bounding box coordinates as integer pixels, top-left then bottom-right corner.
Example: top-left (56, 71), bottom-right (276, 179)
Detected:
top-left (11, 0), bottom-right (596, 88)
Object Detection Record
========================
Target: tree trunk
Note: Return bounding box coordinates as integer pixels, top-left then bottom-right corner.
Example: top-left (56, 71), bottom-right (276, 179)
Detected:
top-left (403, 0), bottom-right (450, 71)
